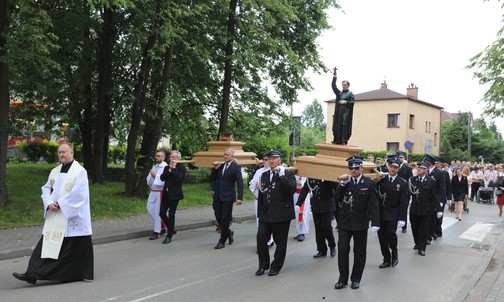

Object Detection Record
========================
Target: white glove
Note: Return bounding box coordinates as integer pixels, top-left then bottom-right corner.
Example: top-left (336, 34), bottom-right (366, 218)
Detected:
top-left (436, 212), bottom-right (443, 218)
top-left (397, 220), bottom-right (406, 228)
top-left (447, 199), bottom-right (453, 205)
top-left (295, 205), bottom-right (300, 212)
top-left (371, 226), bottom-right (380, 232)
top-left (277, 165), bottom-right (285, 177)
top-left (340, 175), bottom-right (350, 185)
top-left (440, 202), bottom-right (443, 207)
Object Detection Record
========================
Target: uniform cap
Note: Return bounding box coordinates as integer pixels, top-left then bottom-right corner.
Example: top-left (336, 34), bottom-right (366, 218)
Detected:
top-left (265, 149), bottom-right (282, 158)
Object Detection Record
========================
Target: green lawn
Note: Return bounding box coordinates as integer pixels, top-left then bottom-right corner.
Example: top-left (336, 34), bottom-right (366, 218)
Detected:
top-left (2, 163), bottom-right (252, 228)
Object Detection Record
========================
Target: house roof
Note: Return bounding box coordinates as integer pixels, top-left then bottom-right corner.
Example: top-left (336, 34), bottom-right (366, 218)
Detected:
top-left (441, 111), bottom-right (459, 122)
top-left (325, 85), bottom-right (444, 110)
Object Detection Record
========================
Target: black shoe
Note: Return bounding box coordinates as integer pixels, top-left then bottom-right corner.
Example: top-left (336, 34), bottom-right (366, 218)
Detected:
top-left (334, 282), bottom-right (347, 289)
top-left (413, 245), bottom-right (418, 250)
top-left (268, 241), bottom-right (274, 247)
top-left (391, 258), bottom-right (398, 267)
top-left (162, 236), bottom-right (171, 244)
top-left (297, 234), bottom-right (305, 241)
top-left (313, 252), bottom-right (327, 258)
top-left (149, 232), bottom-right (159, 240)
top-left (214, 242), bottom-right (225, 249)
top-left (418, 250), bottom-right (426, 256)
top-left (293, 235), bottom-right (300, 240)
top-left (402, 228), bottom-right (407, 233)
top-left (268, 269), bottom-right (279, 276)
top-left (160, 228), bottom-right (166, 235)
top-left (255, 268), bottom-right (266, 276)
top-left (379, 262), bottom-right (391, 268)
top-left (432, 234), bottom-right (437, 240)
top-left (330, 247), bottom-right (336, 257)
top-left (228, 230), bottom-right (234, 245)
top-left (351, 282), bottom-right (360, 289)
top-left (173, 230), bottom-right (177, 235)
top-left (426, 239), bottom-right (431, 245)
top-left (12, 272), bottom-right (36, 285)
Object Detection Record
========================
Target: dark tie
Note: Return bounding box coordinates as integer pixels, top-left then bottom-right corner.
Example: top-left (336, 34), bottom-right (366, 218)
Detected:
top-left (389, 177), bottom-right (393, 182)
top-left (353, 178), bottom-right (358, 186)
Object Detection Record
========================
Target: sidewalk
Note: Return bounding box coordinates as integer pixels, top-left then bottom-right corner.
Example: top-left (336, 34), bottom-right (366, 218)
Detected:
top-left (0, 201), bottom-right (255, 261)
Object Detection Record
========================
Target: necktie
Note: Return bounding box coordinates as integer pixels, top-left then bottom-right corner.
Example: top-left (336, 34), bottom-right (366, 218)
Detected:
top-left (389, 177), bottom-right (393, 182)
top-left (222, 163), bottom-right (228, 175)
top-left (353, 178), bottom-right (358, 186)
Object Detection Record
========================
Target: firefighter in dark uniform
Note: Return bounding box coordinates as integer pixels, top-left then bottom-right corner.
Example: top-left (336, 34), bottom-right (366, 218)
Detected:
top-left (423, 155), bottom-right (446, 244)
top-left (334, 156), bottom-right (380, 290)
top-left (434, 157), bottom-right (452, 238)
top-left (376, 157), bottom-right (409, 268)
top-left (255, 149), bottom-right (296, 277)
top-left (409, 161), bottom-right (442, 256)
top-left (396, 151), bottom-right (413, 233)
top-left (297, 178), bottom-right (337, 258)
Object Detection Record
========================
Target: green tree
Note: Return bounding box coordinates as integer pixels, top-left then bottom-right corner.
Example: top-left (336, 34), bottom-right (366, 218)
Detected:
top-left (0, 0), bottom-right (9, 207)
top-left (302, 99), bottom-right (326, 131)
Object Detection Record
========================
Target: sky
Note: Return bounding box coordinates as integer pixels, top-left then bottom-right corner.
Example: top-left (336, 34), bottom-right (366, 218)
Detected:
top-left (293, 0), bottom-right (504, 134)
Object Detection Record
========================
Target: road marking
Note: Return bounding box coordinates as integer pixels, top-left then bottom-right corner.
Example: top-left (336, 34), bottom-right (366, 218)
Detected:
top-left (441, 217), bottom-right (458, 229)
top-left (459, 222), bottom-right (494, 242)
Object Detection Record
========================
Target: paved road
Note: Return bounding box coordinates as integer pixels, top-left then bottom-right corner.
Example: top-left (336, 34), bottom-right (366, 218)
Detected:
top-left (1, 201), bottom-right (504, 302)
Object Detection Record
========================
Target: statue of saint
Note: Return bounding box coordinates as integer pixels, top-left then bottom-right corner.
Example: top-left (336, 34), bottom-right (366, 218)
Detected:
top-left (331, 68), bottom-right (355, 145)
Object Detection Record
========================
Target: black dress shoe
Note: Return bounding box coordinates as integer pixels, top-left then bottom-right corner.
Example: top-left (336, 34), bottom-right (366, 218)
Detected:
top-left (268, 241), bottom-right (274, 247)
top-left (391, 258), bottom-right (399, 267)
top-left (413, 245), bottom-right (418, 250)
top-left (293, 234), bottom-right (300, 240)
top-left (162, 236), bottom-right (171, 244)
top-left (228, 230), bottom-right (234, 245)
top-left (432, 234), bottom-right (437, 240)
top-left (334, 282), bottom-right (347, 289)
top-left (297, 234), bottom-right (305, 241)
top-left (379, 262), bottom-right (391, 268)
top-left (330, 247), bottom-right (336, 257)
top-left (149, 233), bottom-right (159, 240)
top-left (402, 228), bottom-right (407, 233)
top-left (351, 282), bottom-right (360, 289)
top-left (418, 250), bottom-right (426, 256)
top-left (12, 272), bottom-right (36, 284)
top-left (313, 252), bottom-right (327, 258)
top-left (214, 242), bottom-right (225, 249)
top-left (160, 228), bottom-right (166, 235)
top-left (268, 269), bottom-right (279, 276)
top-left (255, 268), bottom-right (266, 276)
top-left (426, 239), bottom-right (431, 245)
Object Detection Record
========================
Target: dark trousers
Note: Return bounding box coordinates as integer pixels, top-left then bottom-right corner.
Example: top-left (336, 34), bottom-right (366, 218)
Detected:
top-left (257, 220), bottom-right (291, 271)
top-left (213, 199), bottom-right (234, 242)
top-left (337, 228), bottom-right (368, 284)
top-left (410, 213), bottom-right (431, 252)
top-left (377, 220), bottom-right (398, 262)
top-left (159, 198), bottom-right (180, 237)
top-left (313, 212), bottom-right (335, 254)
top-left (431, 202), bottom-right (445, 237)
top-left (471, 182), bottom-right (480, 199)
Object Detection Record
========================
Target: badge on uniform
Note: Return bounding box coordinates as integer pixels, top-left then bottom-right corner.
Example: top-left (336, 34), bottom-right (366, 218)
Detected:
top-left (396, 184), bottom-right (400, 191)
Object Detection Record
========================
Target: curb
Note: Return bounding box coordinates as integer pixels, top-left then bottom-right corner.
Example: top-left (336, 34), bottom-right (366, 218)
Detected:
top-left (0, 215), bottom-right (256, 261)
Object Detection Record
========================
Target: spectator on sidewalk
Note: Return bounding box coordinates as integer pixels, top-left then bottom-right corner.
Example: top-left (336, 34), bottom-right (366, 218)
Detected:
top-left (146, 150), bottom-right (168, 240)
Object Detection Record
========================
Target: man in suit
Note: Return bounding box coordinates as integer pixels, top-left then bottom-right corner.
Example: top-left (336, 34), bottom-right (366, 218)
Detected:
top-left (409, 161), bottom-right (442, 256)
top-left (255, 149), bottom-right (296, 277)
top-left (376, 157), bottom-right (409, 268)
top-left (434, 157), bottom-right (451, 237)
top-left (334, 156), bottom-right (380, 290)
top-left (210, 148), bottom-right (243, 249)
top-left (297, 178), bottom-right (337, 258)
top-left (159, 150), bottom-right (186, 244)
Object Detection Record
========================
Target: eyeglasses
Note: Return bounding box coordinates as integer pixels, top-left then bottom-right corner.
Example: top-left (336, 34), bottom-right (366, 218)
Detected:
top-left (349, 167), bottom-right (360, 170)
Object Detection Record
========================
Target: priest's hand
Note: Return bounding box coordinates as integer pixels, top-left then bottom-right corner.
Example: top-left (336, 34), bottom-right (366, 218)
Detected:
top-left (48, 202), bottom-right (60, 212)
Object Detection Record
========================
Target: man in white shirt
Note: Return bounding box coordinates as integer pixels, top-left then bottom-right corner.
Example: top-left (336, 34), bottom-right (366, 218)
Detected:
top-left (146, 150), bottom-right (168, 240)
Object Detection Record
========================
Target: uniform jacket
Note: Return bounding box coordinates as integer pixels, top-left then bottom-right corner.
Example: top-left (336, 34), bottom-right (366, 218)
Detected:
top-left (160, 163), bottom-right (186, 201)
top-left (210, 161), bottom-right (244, 202)
top-left (443, 170), bottom-right (453, 200)
top-left (257, 170), bottom-right (296, 223)
top-left (451, 175), bottom-right (468, 201)
top-left (428, 167), bottom-right (446, 205)
top-left (398, 163), bottom-right (413, 181)
top-left (409, 175), bottom-right (441, 215)
top-left (377, 175), bottom-right (409, 222)
top-left (296, 179), bottom-right (337, 214)
top-left (335, 175), bottom-right (380, 231)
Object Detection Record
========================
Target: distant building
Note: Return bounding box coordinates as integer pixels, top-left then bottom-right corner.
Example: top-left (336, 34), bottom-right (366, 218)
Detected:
top-left (325, 81), bottom-right (443, 155)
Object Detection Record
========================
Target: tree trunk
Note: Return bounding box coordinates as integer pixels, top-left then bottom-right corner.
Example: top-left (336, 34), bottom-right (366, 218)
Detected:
top-left (93, 6), bottom-right (115, 184)
top-left (124, 31), bottom-right (157, 195)
top-left (217, 0), bottom-right (238, 137)
top-left (0, 0), bottom-right (10, 207)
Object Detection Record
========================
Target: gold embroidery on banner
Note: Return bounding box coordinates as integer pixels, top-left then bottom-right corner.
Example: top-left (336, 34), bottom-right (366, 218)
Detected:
top-left (50, 179), bottom-right (55, 188)
top-left (65, 183), bottom-right (73, 191)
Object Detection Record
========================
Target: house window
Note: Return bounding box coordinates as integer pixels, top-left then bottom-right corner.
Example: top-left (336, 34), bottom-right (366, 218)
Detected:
top-left (387, 142), bottom-right (399, 152)
top-left (434, 133), bottom-right (438, 146)
top-left (429, 122), bottom-right (431, 133)
top-left (409, 114), bottom-right (415, 129)
top-left (387, 114), bottom-right (400, 127)
top-left (425, 121), bottom-right (428, 133)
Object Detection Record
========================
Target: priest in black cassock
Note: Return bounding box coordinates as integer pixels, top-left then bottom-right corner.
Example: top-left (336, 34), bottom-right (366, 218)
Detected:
top-left (13, 143), bottom-right (93, 285)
